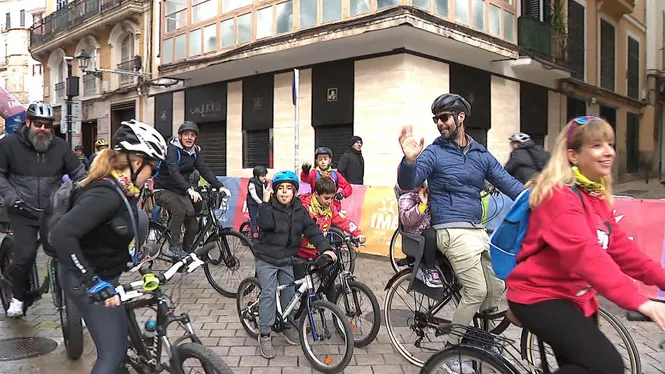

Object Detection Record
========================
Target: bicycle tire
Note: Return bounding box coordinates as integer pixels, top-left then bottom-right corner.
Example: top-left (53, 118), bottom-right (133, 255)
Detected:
top-left (298, 299), bottom-right (354, 373)
top-left (175, 342), bottom-right (234, 374)
top-left (203, 230), bottom-right (255, 298)
top-left (0, 235), bottom-right (14, 311)
top-left (236, 277), bottom-right (261, 339)
top-left (328, 227), bottom-right (356, 274)
top-left (421, 345), bottom-right (517, 374)
top-left (388, 229), bottom-right (405, 273)
top-left (332, 280), bottom-right (381, 348)
top-left (239, 221), bottom-right (251, 239)
top-left (60, 289), bottom-right (84, 359)
top-left (519, 306), bottom-right (641, 374)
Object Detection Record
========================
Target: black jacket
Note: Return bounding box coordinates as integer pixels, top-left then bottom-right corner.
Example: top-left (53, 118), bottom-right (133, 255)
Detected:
top-left (0, 125), bottom-right (86, 213)
top-left (254, 197), bottom-right (331, 267)
top-left (338, 148), bottom-right (364, 184)
top-left (154, 138), bottom-right (222, 194)
top-left (246, 177), bottom-right (266, 207)
top-left (51, 179), bottom-right (139, 282)
top-left (504, 140), bottom-right (550, 184)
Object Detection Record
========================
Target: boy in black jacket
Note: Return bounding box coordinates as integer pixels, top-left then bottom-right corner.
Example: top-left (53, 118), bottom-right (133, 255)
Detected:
top-left (254, 170), bottom-right (336, 359)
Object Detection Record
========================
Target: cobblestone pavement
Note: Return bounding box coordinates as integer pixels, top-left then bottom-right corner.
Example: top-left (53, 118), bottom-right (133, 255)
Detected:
top-left (1, 252), bottom-right (664, 374)
top-left (614, 178), bottom-right (665, 200)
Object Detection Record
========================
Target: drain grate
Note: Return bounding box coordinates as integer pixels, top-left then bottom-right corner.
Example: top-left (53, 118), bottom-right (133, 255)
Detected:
top-left (0, 337), bottom-right (58, 361)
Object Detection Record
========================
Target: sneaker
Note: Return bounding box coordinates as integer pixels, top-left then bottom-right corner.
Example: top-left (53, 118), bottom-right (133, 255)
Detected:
top-left (167, 244), bottom-right (187, 259)
top-left (424, 268), bottom-right (444, 288)
top-left (258, 334), bottom-right (276, 359)
top-left (6, 297), bottom-right (23, 318)
top-left (279, 326), bottom-right (300, 346)
top-left (445, 358), bottom-right (476, 374)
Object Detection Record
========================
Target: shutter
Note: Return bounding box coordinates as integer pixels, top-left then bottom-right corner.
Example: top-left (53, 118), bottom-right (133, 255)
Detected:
top-left (627, 37), bottom-right (639, 99)
top-left (626, 112), bottom-right (639, 173)
top-left (314, 124), bottom-right (354, 169)
top-left (243, 130), bottom-right (270, 168)
top-left (465, 128), bottom-right (487, 148)
top-left (542, 0), bottom-right (551, 22)
top-left (520, 82), bottom-right (548, 139)
top-left (567, 0), bottom-right (585, 80)
top-left (600, 20), bottom-right (616, 91)
top-left (197, 121), bottom-right (227, 176)
top-left (521, 0), bottom-right (540, 18)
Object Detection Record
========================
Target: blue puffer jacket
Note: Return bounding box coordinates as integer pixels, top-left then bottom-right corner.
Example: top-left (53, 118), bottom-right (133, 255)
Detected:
top-left (397, 136), bottom-right (523, 226)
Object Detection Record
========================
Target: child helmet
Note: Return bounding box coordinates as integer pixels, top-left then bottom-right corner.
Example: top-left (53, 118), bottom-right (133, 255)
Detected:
top-left (272, 170), bottom-right (299, 190)
top-left (315, 147), bottom-right (333, 159)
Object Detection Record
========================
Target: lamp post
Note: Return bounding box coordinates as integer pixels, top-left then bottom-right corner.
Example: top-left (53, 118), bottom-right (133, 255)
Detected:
top-left (63, 56), bottom-right (79, 147)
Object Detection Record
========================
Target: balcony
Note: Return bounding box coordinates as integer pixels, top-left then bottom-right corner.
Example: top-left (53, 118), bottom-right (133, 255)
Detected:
top-left (29, 0), bottom-right (143, 53)
top-left (517, 16), bottom-right (567, 66)
top-left (55, 81), bottom-right (65, 101)
top-left (83, 74), bottom-right (97, 97)
top-left (117, 58), bottom-right (136, 87)
top-left (599, 0), bottom-right (635, 18)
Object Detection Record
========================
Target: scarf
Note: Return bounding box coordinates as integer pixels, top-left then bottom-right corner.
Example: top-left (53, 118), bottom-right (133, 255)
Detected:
top-left (110, 169), bottom-right (141, 197)
top-left (315, 166), bottom-right (334, 178)
top-left (309, 195), bottom-right (333, 221)
top-left (572, 166), bottom-right (605, 197)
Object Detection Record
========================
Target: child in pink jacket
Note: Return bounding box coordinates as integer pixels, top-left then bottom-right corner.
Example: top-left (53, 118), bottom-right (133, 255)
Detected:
top-left (397, 182), bottom-right (443, 288)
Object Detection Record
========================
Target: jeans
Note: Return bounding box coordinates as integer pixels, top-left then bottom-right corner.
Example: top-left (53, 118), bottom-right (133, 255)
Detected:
top-left (58, 264), bottom-right (128, 374)
top-left (255, 258), bottom-right (295, 335)
top-left (248, 204), bottom-right (259, 235)
top-left (6, 213), bottom-right (40, 301)
top-left (154, 189), bottom-right (198, 250)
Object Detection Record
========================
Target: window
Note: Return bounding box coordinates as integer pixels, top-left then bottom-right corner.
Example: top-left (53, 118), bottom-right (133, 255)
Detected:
top-left (256, 7), bottom-right (272, 39)
top-left (626, 112), bottom-right (639, 173)
top-left (243, 130), bottom-right (272, 168)
top-left (203, 24), bottom-right (217, 53)
top-left (121, 34), bottom-right (134, 63)
top-left (323, 0), bottom-right (341, 22)
top-left (567, 0), bottom-right (585, 81)
top-left (489, 4), bottom-right (501, 37)
top-left (5, 13), bottom-right (9, 30)
top-left (221, 18), bottom-right (234, 47)
top-left (455, 0), bottom-right (468, 24)
top-left (472, 0), bottom-right (485, 30)
top-left (223, 0), bottom-right (251, 12)
top-left (192, 0), bottom-right (216, 24)
top-left (377, 0), bottom-right (399, 8)
top-left (57, 0), bottom-right (67, 10)
top-left (434, 0), bottom-right (448, 16)
top-left (300, 0), bottom-right (317, 28)
top-left (174, 34), bottom-right (186, 60)
top-left (627, 36), bottom-right (640, 100)
top-left (165, 0), bottom-right (188, 32)
top-left (32, 64), bottom-right (42, 76)
top-left (413, 0), bottom-right (429, 10)
top-left (350, 0), bottom-right (370, 16)
top-left (162, 38), bottom-right (174, 63)
top-left (599, 19), bottom-right (615, 91)
top-left (503, 11), bottom-right (515, 42)
top-left (238, 13), bottom-right (252, 43)
top-left (276, 1), bottom-right (293, 35)
top-left (19, 10), bottom-right (24, 27)
top-left (189, 28), bottom-right (201, 56)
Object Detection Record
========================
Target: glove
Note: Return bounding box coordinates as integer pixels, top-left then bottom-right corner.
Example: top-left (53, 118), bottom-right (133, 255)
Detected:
top-left (85, 276), bottom-right (117, 303)
top-left (187, 188), bottom-right (202, 203)
top-left (334, 192), bottom-right (344, 201)
top-left (314, 253), bottom-right (335, 268)
top-left (302, 162), bottom-right (311, 174)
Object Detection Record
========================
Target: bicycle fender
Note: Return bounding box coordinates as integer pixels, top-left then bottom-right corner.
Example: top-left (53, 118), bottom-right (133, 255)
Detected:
top-left (384, 268), bottom-right (412, 291)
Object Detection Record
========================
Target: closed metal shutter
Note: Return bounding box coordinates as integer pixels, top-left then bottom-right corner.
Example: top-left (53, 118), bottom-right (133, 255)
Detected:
top-left (466, 128), bottom-right (487, 148)
top-left (243, 130), bottom-right (271, 168)
top-left (314, 125), bottom-right (353, 169)
top-left (197, 121), bottom-right (227, 176)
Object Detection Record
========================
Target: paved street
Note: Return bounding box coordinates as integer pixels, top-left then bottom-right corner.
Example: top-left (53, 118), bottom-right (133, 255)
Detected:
top-left (1, 252), bottom-right (664, 374)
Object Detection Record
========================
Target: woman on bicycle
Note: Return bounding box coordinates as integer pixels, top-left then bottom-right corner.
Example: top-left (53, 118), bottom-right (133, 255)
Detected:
top-left (50, 120), bottom-right (167, 374)
top-left (507, 116), bottom-right (665, 373)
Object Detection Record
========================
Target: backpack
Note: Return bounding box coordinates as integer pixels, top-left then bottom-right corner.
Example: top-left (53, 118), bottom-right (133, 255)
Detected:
top-left (41, 180), bottom-right (82, 257)
top-left (315, 169), bottom-right (339, 185)
top-left (489, 186), bottom-right (585, 280)
top-left (526, 148), bottom-right (548, 171)
top-left (153, 148), bottom-right (198, 179)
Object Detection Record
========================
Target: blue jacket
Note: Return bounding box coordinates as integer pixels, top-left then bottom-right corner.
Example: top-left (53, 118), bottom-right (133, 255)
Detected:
top-left (397, 136), bottom-right (523, 226)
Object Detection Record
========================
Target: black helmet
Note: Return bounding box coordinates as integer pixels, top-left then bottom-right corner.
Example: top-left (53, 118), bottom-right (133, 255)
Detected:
top-left (431, 93), bottom-right (472, 116)
top-left (315, 147), bottom-right (333, 159)
top-left (253, 165), bottom-right (268, 177)
top-left (26, 101), bottom-right (55, 121)
top-left (178, 121), bottom-right (199, 135)
top-left (74, 144), bottom-right (84, 150)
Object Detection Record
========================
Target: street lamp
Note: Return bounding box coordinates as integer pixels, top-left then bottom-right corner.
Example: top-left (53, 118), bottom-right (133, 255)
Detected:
top-left (63, 56), bottom-right (79, 147)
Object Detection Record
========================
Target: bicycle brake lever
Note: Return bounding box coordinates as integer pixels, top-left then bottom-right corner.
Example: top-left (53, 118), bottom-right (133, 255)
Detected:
top-left (116, 286), bottom-right (142, 302)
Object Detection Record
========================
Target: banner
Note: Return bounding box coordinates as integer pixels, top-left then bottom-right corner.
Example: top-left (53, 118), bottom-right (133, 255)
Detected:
top-left (0, 87), bottom-right (26, 134)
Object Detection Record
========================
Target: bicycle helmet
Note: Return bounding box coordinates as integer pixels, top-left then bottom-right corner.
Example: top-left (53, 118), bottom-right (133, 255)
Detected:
top-left (113, 119), bottom-right (167, 161)
top-left (95, 138), bottom-right (109, 149)
top-left (431, 93), bottom-right (472, 116)
top-left (315, 147), bottom-right (333, 159)
top-left (74, 144), bottom-right (84, 151)
top-left (178, 121), bottom-right (199, 135)
top-left (26, 101), bottom-right (55, 121)
top-left (253, 165), bottom-right (268, 177)
top-left (272, 170), bottom-right (299, 190)
top-left (509, 132), bottom-right (531, 143)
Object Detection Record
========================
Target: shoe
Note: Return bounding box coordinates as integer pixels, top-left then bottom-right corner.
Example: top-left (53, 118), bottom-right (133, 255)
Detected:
top-left (167, 244), bottom-right (187, 259)
top-left (6, 297), bottom-right (23, 318)
top-left (279, 326), bottom-right (300, 346)
top-left (258, 334), bottom-right (276, 359)
top-left (445, 358), bottom-right (476, 374)
top-left (424, 268), bottom-right (444, 288)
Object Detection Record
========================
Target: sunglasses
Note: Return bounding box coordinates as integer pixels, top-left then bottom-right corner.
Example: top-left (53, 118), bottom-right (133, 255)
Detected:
top-left (567, 116), bottom-right (601, 145)
top-left (432, 113), bottom-right (454, 124)
top-left (33, 120), bottom-right (53, 129)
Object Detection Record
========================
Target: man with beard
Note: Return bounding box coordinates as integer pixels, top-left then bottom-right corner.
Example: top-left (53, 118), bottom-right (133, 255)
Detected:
top-left (0, 101), bottom-right (87, 317)
top-left (397, 93), bottom-right (522, 371)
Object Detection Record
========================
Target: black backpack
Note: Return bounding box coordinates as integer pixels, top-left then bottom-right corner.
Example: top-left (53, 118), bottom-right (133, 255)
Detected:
top-left (526, 148), bottom-right (549, 172)
top-left (41, 179), bottom-right (81, 257)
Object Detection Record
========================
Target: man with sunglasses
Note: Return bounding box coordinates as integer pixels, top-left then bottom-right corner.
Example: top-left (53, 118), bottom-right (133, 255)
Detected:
top-left (397, 93), bottom-right (523, 367)
top-left (0, 101), bottom-right (87, 317)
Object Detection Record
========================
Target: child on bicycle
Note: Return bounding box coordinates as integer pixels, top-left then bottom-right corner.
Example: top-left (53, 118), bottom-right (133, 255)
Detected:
top-left (296, 177), bottom-right (366, 300)
top-left (397, 181), bottom-right (444, 288)
top-left (301, 147), bottom-right (353, 211)
top-left (246, 165), bottom-right (268, 238)
top-left (254, 170), bottom-right (337, 359)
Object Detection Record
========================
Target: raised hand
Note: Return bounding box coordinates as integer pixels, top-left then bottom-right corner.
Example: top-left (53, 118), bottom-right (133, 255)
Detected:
top-left (398, 125), bottom-right (424, 163)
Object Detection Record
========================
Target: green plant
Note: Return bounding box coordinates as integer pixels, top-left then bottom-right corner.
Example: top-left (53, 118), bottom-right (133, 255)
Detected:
top-left (550, 0), bottom-right (566, 36)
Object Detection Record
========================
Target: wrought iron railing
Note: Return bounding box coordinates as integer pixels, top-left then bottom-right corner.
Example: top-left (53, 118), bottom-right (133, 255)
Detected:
top-left (83, 74), bottom-right (97, 96)
top-left (517, 16), bottom-right (568, 65)
top-left (117, 58), bottom-right (136, 86)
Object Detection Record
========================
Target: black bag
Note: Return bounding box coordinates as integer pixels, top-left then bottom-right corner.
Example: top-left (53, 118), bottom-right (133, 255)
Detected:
top-left (41, 180), bottom-right (81, 257)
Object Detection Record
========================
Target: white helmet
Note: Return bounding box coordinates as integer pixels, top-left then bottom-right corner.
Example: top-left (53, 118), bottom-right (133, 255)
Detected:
top-left (113, 119), bottom-right (167, 161)
top-left (509, 132), bottom-right (531, 143)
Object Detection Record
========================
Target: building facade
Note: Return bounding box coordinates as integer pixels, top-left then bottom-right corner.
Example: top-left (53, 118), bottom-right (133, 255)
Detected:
top-left (28, 0), bottom-right (152, 156)
top-left (142, 0), bottom-right (650, 185)
top-left (645, 0), bottom-right (665, 178)
top-left (0, 0), bottom-right (47, 132)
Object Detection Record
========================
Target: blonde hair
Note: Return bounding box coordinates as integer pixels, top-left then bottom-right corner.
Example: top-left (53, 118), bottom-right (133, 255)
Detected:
top-left (80, 148), bottom-right (146, 187)
top-left (527, 117), bottom-right (615, 208)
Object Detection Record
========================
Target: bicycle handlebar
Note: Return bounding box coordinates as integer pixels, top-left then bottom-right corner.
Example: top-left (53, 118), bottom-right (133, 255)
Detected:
top-left (115, 241), bottom-right (217, 302)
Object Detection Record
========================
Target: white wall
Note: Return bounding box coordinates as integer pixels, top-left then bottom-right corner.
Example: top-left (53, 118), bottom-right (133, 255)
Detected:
top-left (646, 0), bottom-right (665, 71)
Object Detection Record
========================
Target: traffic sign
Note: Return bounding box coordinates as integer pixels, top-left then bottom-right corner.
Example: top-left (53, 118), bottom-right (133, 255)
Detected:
top-left (60, 100), bottom-right (83, 134)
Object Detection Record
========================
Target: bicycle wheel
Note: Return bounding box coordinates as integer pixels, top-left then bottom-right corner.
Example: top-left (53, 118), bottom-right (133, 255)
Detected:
top-left (147, 221), bottom-right (172, 263)
top-left (0, 234), bottom-right (14, 311)
top-left (331, 280), bottom-right (381, 348)
top-left (54, 263), bottom-right (84, 360)
top-left (203, 230), bottom-right (256, 298)
top-left (176, 342), bottom-right (235, 374)
top-left (239, 221), bottom-right (251, 239)
top-left (520, 306), bottom-right (641, 374)
top-left (421, 345), bottom-right (517, 374)
top-left (389, 229), bottom-right (407, 273)
top-left (328, 227), bottom-right (356, 274)
top-left (299, 299), bottom-right (354, 373)
top-left (236, 277), bottom-right (261, 339)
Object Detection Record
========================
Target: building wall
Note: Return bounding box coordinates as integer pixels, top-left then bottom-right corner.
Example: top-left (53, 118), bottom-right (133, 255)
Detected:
top-left (646, 0), bottom-right (665, 71)
top-left (488, 76), bottom-right (519, 165)
top-left (546, 91), bottom-right (567, 151)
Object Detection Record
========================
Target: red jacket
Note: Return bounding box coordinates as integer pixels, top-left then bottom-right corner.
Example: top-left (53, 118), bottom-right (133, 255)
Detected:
top-left (300, 168), bottom-right (353, 211)
top-left (506, 185), bottom-right (665, 316)
top-left (298, 193), bottom-right (362, 259)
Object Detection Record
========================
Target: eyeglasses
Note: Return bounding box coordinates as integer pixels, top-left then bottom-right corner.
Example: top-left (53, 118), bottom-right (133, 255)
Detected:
top-left (567, 116), bottom-right (601, 145)
top-left (33, 120), bottom-right (53, 129)
top-left (432, 113), bottom-right (453, 124)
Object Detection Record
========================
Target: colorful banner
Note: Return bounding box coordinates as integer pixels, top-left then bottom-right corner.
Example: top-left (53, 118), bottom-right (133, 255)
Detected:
top-left (0, 86), bottom-right (26, 134)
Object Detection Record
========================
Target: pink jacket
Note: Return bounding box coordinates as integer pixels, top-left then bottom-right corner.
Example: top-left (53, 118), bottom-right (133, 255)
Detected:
top-left (397, 190), bottom-right (431, 235)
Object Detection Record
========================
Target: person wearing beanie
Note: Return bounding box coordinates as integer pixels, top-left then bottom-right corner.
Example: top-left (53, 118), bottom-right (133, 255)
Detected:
top-left (337, 135), bottom-right (364, 184)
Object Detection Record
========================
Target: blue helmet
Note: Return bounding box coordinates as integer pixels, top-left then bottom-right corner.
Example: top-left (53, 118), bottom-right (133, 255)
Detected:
top-left (272, 170), bottom-right (299, 190)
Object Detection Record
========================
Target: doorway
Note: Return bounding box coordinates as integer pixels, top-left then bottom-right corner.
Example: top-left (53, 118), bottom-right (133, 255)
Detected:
top-left (82, 120), bottom-right (97, 158)
top-left (110, 101), bottom-right (136, 136)
top-left (567, 97), bottom-right (586, 121)
top-left (599, 105), bottom-right (617, 132)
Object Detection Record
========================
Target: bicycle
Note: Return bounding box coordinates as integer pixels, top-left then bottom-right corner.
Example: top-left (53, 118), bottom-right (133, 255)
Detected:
top-left (326, 226), bottom-right (357, 274)
top-left (147, 185), bottom-right (255, 298)
top-left (383, 225), bottom-right (641, 373)
top-left (116, 241), bottom-right (234, 374)
top-left (236, 256), bottom-right (355, 373)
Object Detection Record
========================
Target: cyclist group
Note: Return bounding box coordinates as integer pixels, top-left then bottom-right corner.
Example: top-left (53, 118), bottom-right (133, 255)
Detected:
top-left (0, 91), bottom-right (664, 374)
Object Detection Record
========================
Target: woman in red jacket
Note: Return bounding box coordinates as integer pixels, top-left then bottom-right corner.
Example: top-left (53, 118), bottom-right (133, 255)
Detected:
top-left (506, 116), bottom-right (665, 374)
